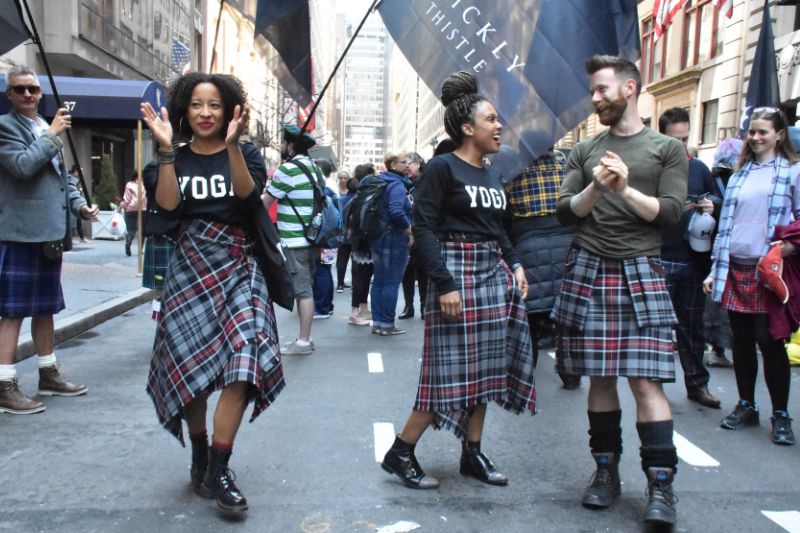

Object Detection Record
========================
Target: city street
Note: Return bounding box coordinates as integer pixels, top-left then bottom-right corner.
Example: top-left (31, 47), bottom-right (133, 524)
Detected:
top-left (2, 287), bottom-right (800, 533)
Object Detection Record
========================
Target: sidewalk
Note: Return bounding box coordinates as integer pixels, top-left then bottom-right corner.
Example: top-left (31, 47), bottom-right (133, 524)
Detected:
top-left (15, 238), bottom-right (155, 362)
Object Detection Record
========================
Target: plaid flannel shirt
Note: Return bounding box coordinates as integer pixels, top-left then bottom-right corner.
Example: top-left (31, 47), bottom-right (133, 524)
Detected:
top-left (505, 153), bottom-right (564, 218)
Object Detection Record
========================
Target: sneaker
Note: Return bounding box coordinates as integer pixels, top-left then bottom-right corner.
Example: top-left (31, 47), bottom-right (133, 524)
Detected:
top-left (704, 349), bottom-right (734, 368)
top-left (348, 315), bottom-right (370, 326)
top-left (282, 340), bottom-right (313, 355)
top-left (379, 326), bottom-right (406, 336)
top-left (0, 379), bottom-right (45, 414)
top-left (336, 284), bottom-right (345, 293)
top-left (371, 326), bottom-right (381, 335)
top-left (313, 312), bottom-right (333, 319)
top-left (720, 399), bottom-right (759, 430)
top-left (38, 365), bottom-right (88, 396)
top-left (771, 411), bottom-right (795, 445)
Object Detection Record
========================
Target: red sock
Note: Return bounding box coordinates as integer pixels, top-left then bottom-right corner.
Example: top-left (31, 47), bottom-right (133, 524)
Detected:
top-left (211, 439), bottom-right (233, 451)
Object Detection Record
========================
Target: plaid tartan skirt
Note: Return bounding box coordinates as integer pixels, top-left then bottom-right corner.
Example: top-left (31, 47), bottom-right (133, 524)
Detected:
top-left (146, 220), bottom-right (285, 443)
top-left (0, 241), bottom-right (65, 318)
top-left (552, 248), bottom-right (676, 381)
top-left (720, 262), bottom-right (767, 314)
top-left (142, 235), bottom-right (176, 291)
top-left (414, 240), bottom-right (536, 439)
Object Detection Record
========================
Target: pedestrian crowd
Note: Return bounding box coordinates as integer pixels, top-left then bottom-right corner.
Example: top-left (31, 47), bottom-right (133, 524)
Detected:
top-left (1, 55), bottom-right (798, 529)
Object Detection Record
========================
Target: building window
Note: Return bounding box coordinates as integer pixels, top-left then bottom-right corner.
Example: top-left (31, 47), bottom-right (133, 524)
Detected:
top-left (683, 0), bottom-right (724, 68)
top-left (702, 99), bottom-right (719, 144)
top-left (641, 16), bottom-right (667, 84)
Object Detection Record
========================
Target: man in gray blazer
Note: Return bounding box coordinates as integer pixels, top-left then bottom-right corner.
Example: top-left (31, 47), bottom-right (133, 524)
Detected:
top-left (0, 66), bottom-right (99, 415)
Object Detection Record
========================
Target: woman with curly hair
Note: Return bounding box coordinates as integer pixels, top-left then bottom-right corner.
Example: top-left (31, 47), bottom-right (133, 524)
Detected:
top-left (140, 72), bottom-right (285, 517)
top-left (380, 71), bottom-right (536, 489)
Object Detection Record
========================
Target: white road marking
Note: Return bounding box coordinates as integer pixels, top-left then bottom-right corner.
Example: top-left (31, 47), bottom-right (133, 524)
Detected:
top-left (763, 511), bottom-right (800, 533)
top-left (368, 352), bottom-right (384, 373)
top-left (673, 431), bottom-right (720, 467)
top-left (373, 422), bottom-right (395, 462)
top-left (547, 351), bottom-right (555, 359)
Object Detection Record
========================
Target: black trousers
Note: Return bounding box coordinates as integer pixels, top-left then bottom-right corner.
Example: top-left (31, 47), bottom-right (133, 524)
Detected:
top-left (728, 311), bottom-right (791, 412)
top-left (351, 261), bottom-right (373, 308)
top-left (336, 243), bottom-right (352, 287)
top-left (401, 246), bottom-right (427, 310)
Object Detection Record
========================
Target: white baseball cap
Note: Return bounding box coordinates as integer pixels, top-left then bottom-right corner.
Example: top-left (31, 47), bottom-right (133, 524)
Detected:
top-left (687, 212), bottom-right (716, 252)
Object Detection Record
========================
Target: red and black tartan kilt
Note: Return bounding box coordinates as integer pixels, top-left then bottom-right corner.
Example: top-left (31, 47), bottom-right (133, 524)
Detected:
top-left (0, 241), bottom-right (65, 318)
top-left (414, 240), bottom-right (536, 439)
top-left (721, 262), bottom-right (767, 314)
top-left (553, 249), bottom-right (676, 381)
top-left (146, 220), bottom-right (285, 442)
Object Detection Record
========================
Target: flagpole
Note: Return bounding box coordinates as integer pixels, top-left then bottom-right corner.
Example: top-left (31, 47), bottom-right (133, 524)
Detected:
top-left (300, 0), bottom-right (381, 133)
top-left (19, 0), bottom-right (92, 206)
top-left (209, 0), bottom-right (225, 72)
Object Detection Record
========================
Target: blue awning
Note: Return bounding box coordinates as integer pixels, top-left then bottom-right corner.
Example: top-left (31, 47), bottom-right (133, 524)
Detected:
top-left (0, 76), bottom-right (166, 123)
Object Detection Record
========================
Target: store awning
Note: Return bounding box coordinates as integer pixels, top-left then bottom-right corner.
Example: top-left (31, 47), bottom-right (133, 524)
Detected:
top-left (0, 76), bottom-right (166, 126)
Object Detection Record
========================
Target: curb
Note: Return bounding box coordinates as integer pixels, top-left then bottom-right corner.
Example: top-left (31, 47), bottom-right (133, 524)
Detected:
top-left (15, 287), bottom-right (156, 363)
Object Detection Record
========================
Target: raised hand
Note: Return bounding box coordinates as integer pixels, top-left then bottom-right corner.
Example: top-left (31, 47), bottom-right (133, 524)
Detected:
top-left (48, 108), bottom-right (72, 136)
top-left (140, 102), bottom-right (173, 150)
top-left (226, 103), bottom-right (249, 146)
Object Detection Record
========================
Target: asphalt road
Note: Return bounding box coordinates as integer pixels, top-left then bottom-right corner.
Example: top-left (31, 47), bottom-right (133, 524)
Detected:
top-left (2, 289), bottom-right (800, 533)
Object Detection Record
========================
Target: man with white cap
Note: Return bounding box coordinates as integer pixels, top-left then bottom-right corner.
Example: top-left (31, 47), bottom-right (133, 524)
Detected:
top-left (658, 107), bottom-right (721, 408)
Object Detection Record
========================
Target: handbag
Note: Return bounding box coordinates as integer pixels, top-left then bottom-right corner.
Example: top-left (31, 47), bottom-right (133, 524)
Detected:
top-left (41, 239), bottom-right (64, 260)
top-left (246, 205), bottom-right (296, 312)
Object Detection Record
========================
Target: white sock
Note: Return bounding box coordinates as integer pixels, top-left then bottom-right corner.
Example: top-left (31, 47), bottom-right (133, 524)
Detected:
top-left (37, 354), bottom-right (57, 368)
top-left (295, 339), bottom-right (311, 347)
top-left (0, 364), bottom-right (17, 381)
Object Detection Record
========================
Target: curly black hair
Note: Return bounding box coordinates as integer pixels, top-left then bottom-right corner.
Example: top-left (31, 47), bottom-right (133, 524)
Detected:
top-left (166, 73), bottom-right (248, 142)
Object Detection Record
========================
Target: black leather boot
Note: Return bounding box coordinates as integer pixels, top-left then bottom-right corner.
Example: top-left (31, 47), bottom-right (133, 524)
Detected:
top-left (381, 436), bottom-right (439, 489)
top-left (205, 446), bottom-right (248, 517)
top-left (190, 434), bottom-right (211, 498)
top-left (582, 452), bottom-right (621, 509)
top-left (398, 305), bottom-right (414, 320)
top-left (459, 440), bottom-right (508, 486)
top-left (644, 467), bottom-right (677, 525)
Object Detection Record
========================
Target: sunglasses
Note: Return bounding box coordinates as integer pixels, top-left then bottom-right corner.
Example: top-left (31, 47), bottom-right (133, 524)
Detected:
top-left (9, 85), bottom-right (41, 95)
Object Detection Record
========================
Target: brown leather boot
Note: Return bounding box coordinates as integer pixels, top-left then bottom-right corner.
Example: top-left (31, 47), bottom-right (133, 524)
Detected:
top-left (38, 366), bottom-right (88, 396)
top-left (0, 379), bottom-right (45, 414)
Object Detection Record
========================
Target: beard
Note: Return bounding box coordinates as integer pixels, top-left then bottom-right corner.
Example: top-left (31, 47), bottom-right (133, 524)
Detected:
top-left (595, 94), bottom-right (627, 126)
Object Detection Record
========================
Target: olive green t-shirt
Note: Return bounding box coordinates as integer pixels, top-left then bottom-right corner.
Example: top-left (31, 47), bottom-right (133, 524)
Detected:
top-left (556, 127), bottom-right (687, 259)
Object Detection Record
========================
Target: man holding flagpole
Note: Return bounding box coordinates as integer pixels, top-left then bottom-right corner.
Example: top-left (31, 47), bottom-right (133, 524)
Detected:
top-left (553, 55), bottom-right (686, 526)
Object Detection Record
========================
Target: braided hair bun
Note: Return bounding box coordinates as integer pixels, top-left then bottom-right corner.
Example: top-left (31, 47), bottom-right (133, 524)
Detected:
top-left (440, 71), bottom-right (479, 107)
top-left (441, 71), bottom-right (486, 146)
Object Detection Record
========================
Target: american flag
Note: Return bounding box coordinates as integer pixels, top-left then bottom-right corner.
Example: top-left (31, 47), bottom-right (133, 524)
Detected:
top-left (171, 37), bottom-right (191, 73)
top-left (716, 0), bottom-right (733, 18)
top-left (653, 0), bottom-right (687, 39)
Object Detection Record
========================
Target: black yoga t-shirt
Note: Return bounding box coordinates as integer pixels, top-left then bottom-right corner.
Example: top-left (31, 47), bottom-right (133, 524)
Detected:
top-left (144, 142), bottom-right (266, 227)
top-left (412, 153), bottom-right (520, 293)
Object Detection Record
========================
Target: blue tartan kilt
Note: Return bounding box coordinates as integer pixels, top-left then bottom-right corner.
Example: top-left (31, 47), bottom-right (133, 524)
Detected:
top-left (142, 235), bottom-right (175, 291)
top-left (0, 241), bottom-right (65, 318)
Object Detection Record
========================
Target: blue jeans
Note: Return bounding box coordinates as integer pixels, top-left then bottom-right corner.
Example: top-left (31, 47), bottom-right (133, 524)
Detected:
top-left (313, 259), bottom-right (334, 315)
top-left (370, 231), bottom-right (409, 328)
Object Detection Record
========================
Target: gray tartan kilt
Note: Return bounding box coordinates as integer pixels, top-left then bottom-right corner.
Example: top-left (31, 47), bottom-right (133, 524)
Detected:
top-left (146, 220), bottom-right (284, 442)
top-left (415, 240), bottom-right (536, 438)
top-left (552, 248), bottom-right (676, 381)
top-left (142, 235), bottom-right (175, 291)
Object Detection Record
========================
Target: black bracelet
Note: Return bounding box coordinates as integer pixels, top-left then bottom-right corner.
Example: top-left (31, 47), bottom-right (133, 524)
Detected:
top-left (158, 150), bottom-right (176, 165)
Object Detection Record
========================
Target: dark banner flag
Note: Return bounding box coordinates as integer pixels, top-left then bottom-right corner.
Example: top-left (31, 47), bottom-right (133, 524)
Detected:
top-left (739, 0), bottom-right (779, 136)
top-left (255, 0), bottom-right (312, 106)
top-left (0, 0), bottom-right (31, 55)
top-left (378, 0), bottom-right (640, 163)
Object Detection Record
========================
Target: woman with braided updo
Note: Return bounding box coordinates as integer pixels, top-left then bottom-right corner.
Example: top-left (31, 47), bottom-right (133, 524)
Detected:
top-left (380, 71), bottom-right (537, 489)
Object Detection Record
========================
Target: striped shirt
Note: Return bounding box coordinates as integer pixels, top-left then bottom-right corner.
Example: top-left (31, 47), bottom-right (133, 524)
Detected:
top-left (268, 155), bottom-right (319, 248)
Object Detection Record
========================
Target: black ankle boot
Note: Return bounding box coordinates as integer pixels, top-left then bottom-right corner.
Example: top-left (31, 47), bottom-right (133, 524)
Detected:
top-left (190, 434), bottom-right (211, 498)
top-left (459, 440), bottom-right (508, 486)
top-left (582, 452), bottom-right (621, 509)
top-left (381, 436), bottom-right (439, 489)
top-left (205, 446), bottom-right (248, 517)
top-left (644, 467), bottom-right (677, 525)
top-left (398, 305), bottom-right (414, 320)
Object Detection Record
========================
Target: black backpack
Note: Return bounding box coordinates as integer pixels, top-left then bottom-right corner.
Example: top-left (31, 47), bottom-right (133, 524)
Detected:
top-left (344, 174), bottom-right (391, 243)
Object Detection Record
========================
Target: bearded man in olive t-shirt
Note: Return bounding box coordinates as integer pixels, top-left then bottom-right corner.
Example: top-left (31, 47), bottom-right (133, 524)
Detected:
top-left (551, 55), bottom-right (687, 527)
